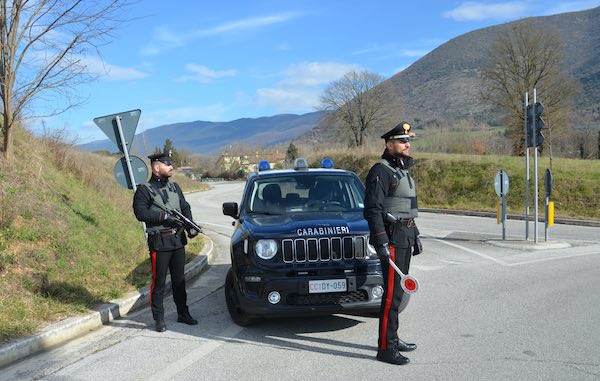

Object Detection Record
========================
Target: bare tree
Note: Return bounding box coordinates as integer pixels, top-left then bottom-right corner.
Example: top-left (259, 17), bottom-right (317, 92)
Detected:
top-left (481, 21), bottom-right (579, 155)
top-left (0, 0), bottom-right (129, 161)
top-left (319, 70), bottom-right (389, 147)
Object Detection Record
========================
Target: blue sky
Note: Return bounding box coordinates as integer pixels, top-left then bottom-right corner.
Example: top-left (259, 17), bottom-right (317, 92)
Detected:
top-left (32, 0), bottom-right (600, 143)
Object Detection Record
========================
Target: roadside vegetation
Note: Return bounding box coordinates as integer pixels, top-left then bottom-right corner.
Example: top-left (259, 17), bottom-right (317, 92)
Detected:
top-left (305, 143), bottom-right (600, 220)
top-left (0, 130), bottom-right (208, 343)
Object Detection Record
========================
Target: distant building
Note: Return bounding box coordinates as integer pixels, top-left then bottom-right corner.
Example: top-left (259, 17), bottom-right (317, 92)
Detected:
top-left (216, 150), bottom-right (286, 174)
top-left (177, 166), bottom-right (201, 180)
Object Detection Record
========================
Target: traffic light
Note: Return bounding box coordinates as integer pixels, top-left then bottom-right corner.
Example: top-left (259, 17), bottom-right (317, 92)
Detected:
top-left (526, 101), bottom-right (545, 147)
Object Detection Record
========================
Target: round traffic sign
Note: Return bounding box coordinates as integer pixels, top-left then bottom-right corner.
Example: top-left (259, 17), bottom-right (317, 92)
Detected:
top-left (494, 170), bottom-right (510, 196)
top-left (114, 155), bottom-right (148, 189)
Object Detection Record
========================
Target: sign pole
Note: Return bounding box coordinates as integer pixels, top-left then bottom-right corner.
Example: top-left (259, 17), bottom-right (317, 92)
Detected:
top-left (114, 114), bottom-right (146, 236)
top-left (533, 89), bottom-right (539, 243)
top-left (524, 92), bottom-right (530, 240)
top-left (498, 171), bottom-right (505, 240)
top-left (494, 170), bottom-right (510, 241)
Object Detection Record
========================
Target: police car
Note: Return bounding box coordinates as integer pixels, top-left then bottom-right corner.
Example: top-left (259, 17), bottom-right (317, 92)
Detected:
top-left (222, 158), bottom-right (385, 326)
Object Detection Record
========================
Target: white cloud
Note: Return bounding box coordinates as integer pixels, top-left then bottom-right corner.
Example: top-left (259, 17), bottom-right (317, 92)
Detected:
top-left (254, 61), bottom-right (360, 111)
top-left (81, 55), bottom-right (149, 81)
top-left (255, 88), bottom-right (319, 110)
top-left (142, 13), bottom-right (298, 56)
top-left (280, 61), bottom-right (359, 87)
top-left (443, 2), bottom-right (528, 21)
top-left (176, 64), bottom-right (237, 83)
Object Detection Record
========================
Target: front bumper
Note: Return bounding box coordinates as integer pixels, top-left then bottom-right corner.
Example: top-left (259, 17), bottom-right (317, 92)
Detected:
top-left (234, 269), bottom-right (384, 317)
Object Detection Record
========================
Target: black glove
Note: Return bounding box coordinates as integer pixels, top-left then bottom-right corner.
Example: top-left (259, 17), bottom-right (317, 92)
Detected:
top-left (164, 214), bottom-right (184, 228)
top-left (376, 243), bottom-right (391, 260)
top-left (413, 236), bottom-right (423, 256)
top-left (187, 227), bottom-right (200, 238)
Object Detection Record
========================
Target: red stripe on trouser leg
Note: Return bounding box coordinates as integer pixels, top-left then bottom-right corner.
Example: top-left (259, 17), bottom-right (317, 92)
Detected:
top-left (380, 246), bottom-right (396, 351)
top-left (150, 250), bottom-right (157, 306)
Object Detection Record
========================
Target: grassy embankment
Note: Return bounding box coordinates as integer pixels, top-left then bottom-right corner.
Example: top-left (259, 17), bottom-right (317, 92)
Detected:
top-left (307, 148), bottom-right (600, 220)
top-left (0, 130), bottom-right (208, 343)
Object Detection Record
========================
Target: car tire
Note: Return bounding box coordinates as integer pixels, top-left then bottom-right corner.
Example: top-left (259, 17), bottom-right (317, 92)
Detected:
top-left (225, 267), bottom-right (257, 326)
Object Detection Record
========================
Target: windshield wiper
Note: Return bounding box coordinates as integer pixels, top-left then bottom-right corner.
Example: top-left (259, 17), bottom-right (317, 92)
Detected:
top-left (249, 210), bottom-right (282, 215)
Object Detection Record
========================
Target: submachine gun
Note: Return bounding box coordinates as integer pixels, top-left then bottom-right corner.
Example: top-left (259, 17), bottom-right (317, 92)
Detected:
top-left (151, 200), bottom-right (203, 238)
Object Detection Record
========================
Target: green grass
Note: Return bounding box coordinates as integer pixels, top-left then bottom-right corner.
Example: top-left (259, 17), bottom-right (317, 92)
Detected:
top-left (0, 130), bottom-right (206, 343)
top-left (311, 151), bottom-right (600, 220)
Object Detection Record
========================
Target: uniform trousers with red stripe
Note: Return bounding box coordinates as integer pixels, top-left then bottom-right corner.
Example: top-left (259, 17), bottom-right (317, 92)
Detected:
top-left (150, 247), bottom-right (188, 320)
top-left (378, 233), bottom-right (414, 351)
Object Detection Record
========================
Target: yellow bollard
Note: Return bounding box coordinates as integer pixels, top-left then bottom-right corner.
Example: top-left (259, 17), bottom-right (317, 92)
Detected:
top-left (496, 200), bottom-right (500, 224)
top-left (548, 201), bottom-right (554, 226)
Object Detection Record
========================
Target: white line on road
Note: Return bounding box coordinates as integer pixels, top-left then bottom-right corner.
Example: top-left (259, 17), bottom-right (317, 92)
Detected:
top-left (433, 238), bottom-right (600, 267)
top-left (151, 323), bottom-right (244, 381)
top-left (433, 238), bottom-right (508, 265)
top-left (198, 221), bottom-right (234, 229)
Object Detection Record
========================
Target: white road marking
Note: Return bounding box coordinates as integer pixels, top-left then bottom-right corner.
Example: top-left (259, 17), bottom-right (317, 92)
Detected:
top-left (198, 221), bottom-right (234, 229)
top-left (151, 323), bottom-right (244, 381)
top-left (433, 238), bottom-right (600, 267)
top-left (433, 238), bottom-right (507, 265)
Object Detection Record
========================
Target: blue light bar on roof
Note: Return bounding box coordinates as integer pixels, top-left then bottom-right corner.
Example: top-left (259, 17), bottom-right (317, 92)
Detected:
top-left (321, 157), bottom-right (334, 168)
top-left (258, 160), bottom-right (271, 171)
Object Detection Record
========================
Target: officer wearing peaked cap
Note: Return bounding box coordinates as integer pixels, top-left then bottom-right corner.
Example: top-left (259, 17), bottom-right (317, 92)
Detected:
top-left (364, 121), bottom-right (422, 365)
top-left (133, 150), bottom-right (199, 332)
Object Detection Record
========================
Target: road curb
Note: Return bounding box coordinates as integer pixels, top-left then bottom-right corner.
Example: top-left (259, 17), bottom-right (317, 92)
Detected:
top-left (0, 236), bottom-right (215, 369)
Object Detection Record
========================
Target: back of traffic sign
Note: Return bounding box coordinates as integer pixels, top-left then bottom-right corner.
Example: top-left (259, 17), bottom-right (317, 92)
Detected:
top-left (114, 156), bottom-right (148, 189)
top-left (494, 170), bottom-right (510, 196)
top-left (93, 109), bottom-right (141, 153)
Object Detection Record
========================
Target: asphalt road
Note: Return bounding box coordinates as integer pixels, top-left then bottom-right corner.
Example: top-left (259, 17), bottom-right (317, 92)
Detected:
top-left (3, 181), bottom-right (600, 380)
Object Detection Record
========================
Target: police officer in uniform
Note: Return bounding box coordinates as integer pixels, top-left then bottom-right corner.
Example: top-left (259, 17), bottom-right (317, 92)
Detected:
top-left (133, 151), bottom-right (199, 332)
top-left (364, 122), bottom-right (420, 365)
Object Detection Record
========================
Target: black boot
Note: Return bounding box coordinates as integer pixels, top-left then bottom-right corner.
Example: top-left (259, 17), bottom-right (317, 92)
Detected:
top-left (155, 317), bottom-right (167, 332)
top-left (177, 311), bottom-right (198, 325)
top-left (376, 348), bottom-right (410, 365)
top-left (394, 338), bottom-right (417, 352)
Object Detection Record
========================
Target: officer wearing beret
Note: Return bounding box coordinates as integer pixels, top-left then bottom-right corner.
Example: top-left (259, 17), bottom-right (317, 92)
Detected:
top-left (133, 151), bottom-right (199, 332)
top-left (364, 122), bottom-right (421, 365)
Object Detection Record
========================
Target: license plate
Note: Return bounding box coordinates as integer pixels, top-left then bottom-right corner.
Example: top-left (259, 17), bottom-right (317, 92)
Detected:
top-left (308, 279), bottom-right (347, 294)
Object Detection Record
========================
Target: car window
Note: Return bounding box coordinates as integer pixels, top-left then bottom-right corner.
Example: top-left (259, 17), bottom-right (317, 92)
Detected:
top-left (246, 174), bottom-right (365, 213)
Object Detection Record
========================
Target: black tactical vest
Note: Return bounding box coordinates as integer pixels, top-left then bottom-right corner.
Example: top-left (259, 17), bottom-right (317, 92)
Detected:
top-left (144, 182), bottom-right (182, 235)
top-left (379, 158), bottom-right (418, 219)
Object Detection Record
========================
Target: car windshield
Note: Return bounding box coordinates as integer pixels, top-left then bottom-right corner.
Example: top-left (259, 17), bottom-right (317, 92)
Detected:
top-left (245, 174), bottom-right (365, 214)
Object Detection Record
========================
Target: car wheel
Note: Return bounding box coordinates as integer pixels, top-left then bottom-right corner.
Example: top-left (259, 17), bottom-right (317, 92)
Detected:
top-left (225, 267), bottom-right (257, 326)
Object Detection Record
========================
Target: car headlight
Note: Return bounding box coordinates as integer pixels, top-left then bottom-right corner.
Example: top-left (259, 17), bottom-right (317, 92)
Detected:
top-left (255, 239), bottom-right (278, 260)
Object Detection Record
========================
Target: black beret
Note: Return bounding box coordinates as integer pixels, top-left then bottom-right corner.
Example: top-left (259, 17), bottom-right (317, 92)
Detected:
top-left (381, 122), bottom-right (413, 141)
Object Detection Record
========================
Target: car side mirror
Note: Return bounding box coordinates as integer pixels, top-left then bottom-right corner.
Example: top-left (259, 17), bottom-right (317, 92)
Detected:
top-left (222, 202), bottom-right (239, 218)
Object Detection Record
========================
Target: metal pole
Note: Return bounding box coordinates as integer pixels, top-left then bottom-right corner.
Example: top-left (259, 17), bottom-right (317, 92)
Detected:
top-left (501, 171), bottom-right (506, 240)
top-left (115, 116), bottom-right (147, 236)
top-left (524, 92), bottom-right (530, 240)
top-left (533, 89), bottom-right (539, 243)
top-left (545, 195), bottom-right (549, 242)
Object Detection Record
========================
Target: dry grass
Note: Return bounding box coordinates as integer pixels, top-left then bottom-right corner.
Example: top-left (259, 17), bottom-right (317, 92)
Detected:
top-left (0, 129), bottom-right (205, 343)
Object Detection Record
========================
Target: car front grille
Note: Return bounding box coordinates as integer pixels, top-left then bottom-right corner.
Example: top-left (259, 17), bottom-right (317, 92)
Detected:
top-left (287, 290), bottom-right (369, 305)
top-left (281, 235), bottom-right (368, 263)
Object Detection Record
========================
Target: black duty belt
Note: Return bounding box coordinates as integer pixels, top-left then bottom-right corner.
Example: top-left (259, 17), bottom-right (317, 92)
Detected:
top-left (398, 218), bottom-right (416, 228)
top-left (159, 228), bottom-right (178, 235)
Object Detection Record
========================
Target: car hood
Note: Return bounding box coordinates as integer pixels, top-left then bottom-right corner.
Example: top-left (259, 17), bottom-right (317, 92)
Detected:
top-left (241, 211), bottom-right (369, 239)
